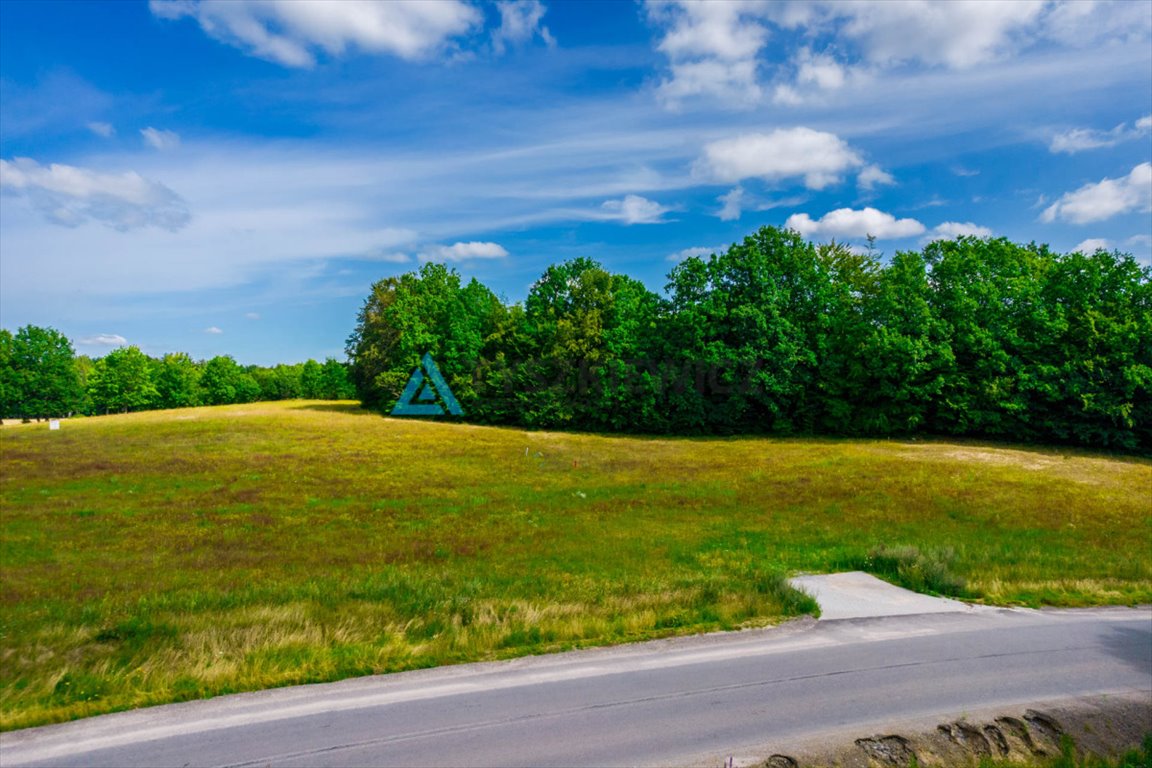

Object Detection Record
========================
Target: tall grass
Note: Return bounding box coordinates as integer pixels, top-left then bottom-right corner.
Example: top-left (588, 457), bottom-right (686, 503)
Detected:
top-left (1, 402), bottom-right (1149, 729)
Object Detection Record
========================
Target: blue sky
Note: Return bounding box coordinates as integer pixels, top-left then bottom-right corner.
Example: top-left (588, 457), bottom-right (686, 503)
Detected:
top-left (1, 0), bottom-right (1150, 365)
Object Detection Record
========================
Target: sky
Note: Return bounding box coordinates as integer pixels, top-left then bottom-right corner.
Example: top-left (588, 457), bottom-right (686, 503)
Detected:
top-left (1, 0), bottom-right (1150, 366)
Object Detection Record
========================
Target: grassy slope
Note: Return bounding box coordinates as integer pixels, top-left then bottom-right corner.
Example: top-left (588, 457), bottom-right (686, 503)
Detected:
top-left (1, 401), bottom-right (1149, 729)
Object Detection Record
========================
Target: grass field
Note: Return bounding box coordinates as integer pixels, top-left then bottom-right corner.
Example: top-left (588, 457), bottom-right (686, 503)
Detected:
top-left (1, 401), bottom-right (1150, 730)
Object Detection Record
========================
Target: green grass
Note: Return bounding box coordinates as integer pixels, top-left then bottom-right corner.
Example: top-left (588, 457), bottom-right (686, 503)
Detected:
top-left (1, 401), bottom-right (1149, 730)
top-left (975, 734), bottom-right (1152, 768)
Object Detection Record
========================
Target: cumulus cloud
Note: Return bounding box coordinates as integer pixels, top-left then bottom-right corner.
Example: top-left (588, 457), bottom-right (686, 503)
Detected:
top-left (812, 1), bottom-right (1046, 70)
top-left (717, 187), bottom-right (743, 221)
top-left (785, 206), bottom-right (925, 239)
top-left (204, 326), bottom-right (223, 334)
top-left (1041, 163), bottom-right (1152, 224)
top-left (667, 245), bottom-right (722, 262)
top-left (858, 164), bottom-right (895, 191)
top-left (87, 121), bottom-right (115, 138)
top-left (79, 333), bottom-right (128, 347)
top-left (925, 221), bottom-right (994, 243)
top-left (647, 1), bottom-right (1148, 109)
top-left (697, 128), bottom-right (864, 190)
top-left (150, 0), bottom-right (482, 67)
top-left (600, 194), bottom-right (670, 224)
top-left (1073, 238), bottom-right (1112, 253)
top-left (491, 0), bottom-right (553, 53)
top-left (647, 1), bottom-right (769, 107)
top-left (420, 241), bottom-right (509, 262)
top-left (1049, 114), bottom-right (1152, 154)
top-left (141, 127), bottom-right (180, 151)
top-left (772, 47), bottom-right (860, 105)
top-left (0, 157), bottom-right (191, 231)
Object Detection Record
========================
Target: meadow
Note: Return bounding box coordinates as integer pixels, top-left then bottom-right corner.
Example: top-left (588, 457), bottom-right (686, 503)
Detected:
top-left (1, 401), bottom-right (1149, 730)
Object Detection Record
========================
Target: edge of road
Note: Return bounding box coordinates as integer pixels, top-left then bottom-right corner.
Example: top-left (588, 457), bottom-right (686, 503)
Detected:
top-left (691, 690), bottom-right (1152, 768)
top-left (2, 600), bottom-right (1148, 767)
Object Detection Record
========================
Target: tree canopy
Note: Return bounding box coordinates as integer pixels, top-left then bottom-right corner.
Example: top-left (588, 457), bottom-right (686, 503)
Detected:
top-left (346, 228), bottom-right (1150, 452)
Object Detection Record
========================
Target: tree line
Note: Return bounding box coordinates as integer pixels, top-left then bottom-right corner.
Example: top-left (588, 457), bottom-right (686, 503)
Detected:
top-left (347, 227), bottom-right (1151, 452)
top-left (0, 329), bottom-right (354, 420)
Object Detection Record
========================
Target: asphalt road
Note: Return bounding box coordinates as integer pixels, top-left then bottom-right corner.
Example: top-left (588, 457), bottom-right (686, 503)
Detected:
top-left (3, 605), bottom-right (1149, 767)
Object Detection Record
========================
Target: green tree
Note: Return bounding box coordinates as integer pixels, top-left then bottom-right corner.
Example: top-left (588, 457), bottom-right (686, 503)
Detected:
top-left (0, 329), bottom-right (16, 419)
top-left (319, 358), bottom-right (354, 399)
top-left (154, 352), bottom-right (201, 410)
top-left (662, 227), bottom-right (834, 433)
top-left (808, 239), bottom-right (882, 433)
top-left (300, 359), bottom-right (324, 399)
top-left (346, 263), bottom-right (501, 412)
top-left (199, 356), bottom-right (244, 405)
top-left (251, 363), bottom-right (302, 401)
top-left (924, 237), bottom-right (1055, 440)
top-left (234, 370), bottom-right (262, 403)
top-left (850, 247), bottom-right (954, 435)
top-left (8, 325), bottom-right (83, 419)
top-left (513, 258), bottom-right (662, 429)
top-left (87, 346), bottom-right (159, 414)
top-left (1032, 247), bottom-right (1152, 449)
top-left (72, 355), bottom-right (96, 415)
top-left (520, 258), bottom-right (613, 426)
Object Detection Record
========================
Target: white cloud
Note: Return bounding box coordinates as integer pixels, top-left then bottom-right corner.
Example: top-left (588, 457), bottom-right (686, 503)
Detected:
top-left (79, 333), bottom-right (128, 347)
top-left (244, 312), bottom-right (261, 320)
top-left (717, 186), bottom-right (743, 221)
top-left (204, 326), bottom-right (223, 334)
top-left (1049, 114), bottom-right (1152, 154)
top-left (1073, 238), bottom-right (1112, 253)
top-left (1041, 0), bottom-right (1152, 49)
top-left (925, 221), bottom-right (994, 243)
top-left (420, 241), bottom-right (509, 262)
top-left (1042, 163), bottom-right (1152, 224)
top-left (141, 127), bottom-right (181, 151)
top-left (87, 122), bottom-right (115, 138)
top-left (667, 245), bottom-right (722, 262)
top-left (786, 206), bottom-right (926, 239)
top-left (658, 60), bottom-right (763, 108)
top-left (772, 47), bottom-right (861, 105)
top-left (697, 128), bottom-right (864, 190)
top-left (647, 1), bottom-right (769, 107)
top-left (600, 194), bottom-right (669, 224)
top-left (858, 164), bottom-right (895, 190)
top-left (491, 0), bottom-right (553, 53)
top-left (150, 0), bottom-right (482, 67)
top-left (817, 1), bottom-right (1047, 70)
top-left (0, 157), bottom-right (191, 231)
top-left (647, 0), bottom-right (1149, 111)
top-left (1126, 234), bottom-right (1152, 249)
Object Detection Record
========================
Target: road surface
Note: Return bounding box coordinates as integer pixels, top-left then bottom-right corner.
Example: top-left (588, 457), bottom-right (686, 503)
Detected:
top-left (2, 594), bottom-right (1149, 766)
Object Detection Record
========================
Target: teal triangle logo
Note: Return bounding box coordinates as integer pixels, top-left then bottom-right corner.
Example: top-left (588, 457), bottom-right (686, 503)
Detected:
top-left (391, 353), bottom-right (464, 417)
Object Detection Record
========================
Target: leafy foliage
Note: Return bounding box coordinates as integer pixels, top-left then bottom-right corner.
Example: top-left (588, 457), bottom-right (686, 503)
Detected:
top-left (2, 227), bottom-right (1148, 452)
top-left (87, 346), bottom-right (159, 414)
top-left (0, 340), bottom-right (357, 420)
top-left (2, 325), bottom-right (83, 419)
top-left (345, 228), bottom-right (1150, 451)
